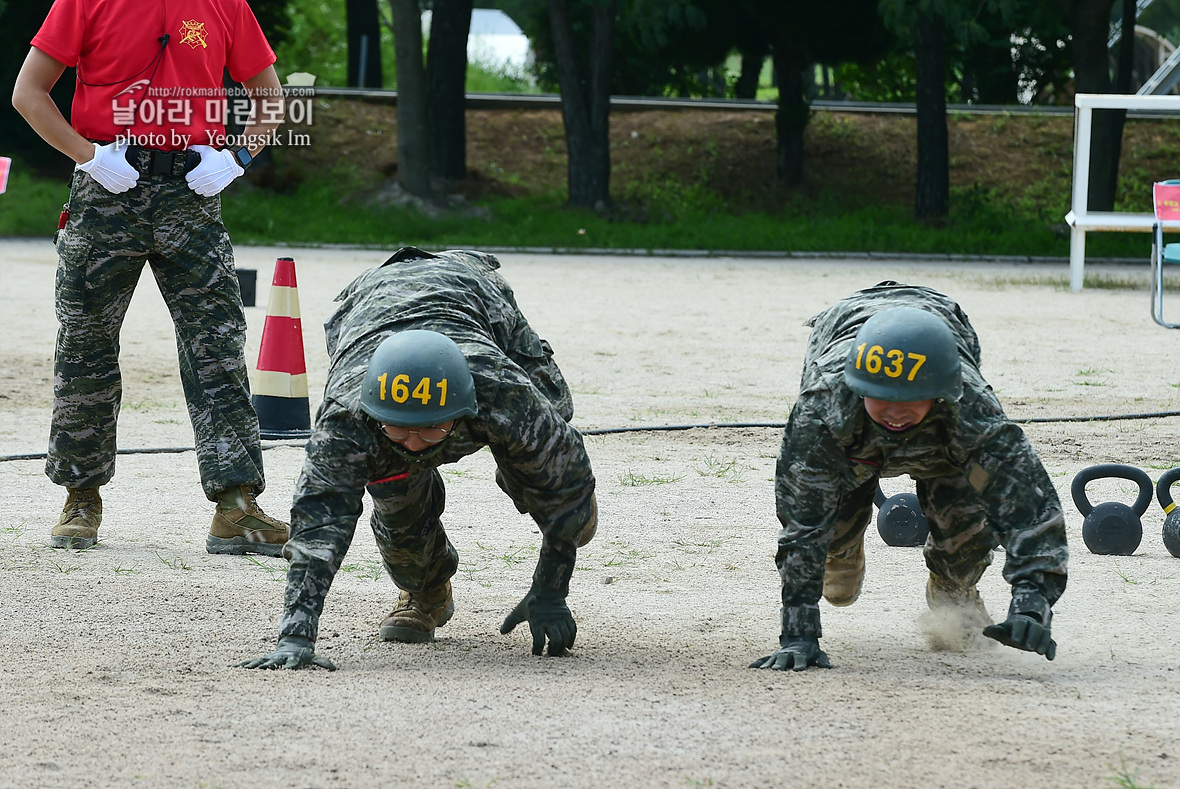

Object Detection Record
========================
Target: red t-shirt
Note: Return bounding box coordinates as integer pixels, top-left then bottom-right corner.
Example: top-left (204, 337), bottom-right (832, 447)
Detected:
top-left (32, 0), bottom-right (276, 149)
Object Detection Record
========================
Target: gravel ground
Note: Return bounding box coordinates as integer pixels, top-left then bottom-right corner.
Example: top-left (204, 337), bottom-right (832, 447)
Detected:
top-left (1, 240), bottom-right (1178, 789)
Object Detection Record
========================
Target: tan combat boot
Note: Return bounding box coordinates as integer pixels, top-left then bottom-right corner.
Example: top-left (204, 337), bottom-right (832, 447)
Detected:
top-left (822, 538), bottom-right (865, 606)
top-left (50, 487), bottom-right (102, 549)
top-left (920, 572), bottom-right (994, 651)
top-left (379, 581), bottom-right (455, 643)
top-left (206, 485), bottom-right (289, 557)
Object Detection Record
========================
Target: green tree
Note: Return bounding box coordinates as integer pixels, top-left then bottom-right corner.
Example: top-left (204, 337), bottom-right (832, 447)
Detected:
top-left (273, 1), bottom-right (349, 85)
top-left (747, 0), bottom-right (894, 186)
top-left (0, 0), bottom-right (74, 172)
top-left (427, 0), bottom-right (475, 188)
top-left (880, 0), bottom-right (1015, 218)
top-left (348, 0), bottom-right (385, 86)
top-left (1055, 0), bottom-right (1125, 212)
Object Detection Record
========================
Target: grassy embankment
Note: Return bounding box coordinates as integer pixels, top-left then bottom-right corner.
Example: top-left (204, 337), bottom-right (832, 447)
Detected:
top-left (3, 102), bottom-right (1177, 266)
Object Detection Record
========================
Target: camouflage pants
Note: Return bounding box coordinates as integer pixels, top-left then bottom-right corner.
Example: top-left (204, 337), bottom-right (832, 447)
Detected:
top-left (368, 469), bottom-right (460, 593)
top-left (828, 475), bottom-right (996, 591)
top-left (47, 170), bottom-right (263, 498)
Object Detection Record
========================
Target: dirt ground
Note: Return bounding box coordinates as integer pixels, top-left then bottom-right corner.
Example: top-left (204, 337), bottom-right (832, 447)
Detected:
top-left (1, 240), bottom-right (1179, 789)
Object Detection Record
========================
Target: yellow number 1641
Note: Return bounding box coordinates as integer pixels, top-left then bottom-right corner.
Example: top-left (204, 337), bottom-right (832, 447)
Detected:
top-left (854, 343), bottom-right (927, 380)
top-left (376, 373), bottom-right (449, 405)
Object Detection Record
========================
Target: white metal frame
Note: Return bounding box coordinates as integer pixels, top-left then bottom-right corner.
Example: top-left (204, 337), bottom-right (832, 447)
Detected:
top-left (1065, 93), bottom-right (1180, 291)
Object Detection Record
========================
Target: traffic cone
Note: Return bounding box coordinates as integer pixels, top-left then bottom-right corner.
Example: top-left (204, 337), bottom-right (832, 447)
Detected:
top-left (251, 257), bottom-right (312, 439)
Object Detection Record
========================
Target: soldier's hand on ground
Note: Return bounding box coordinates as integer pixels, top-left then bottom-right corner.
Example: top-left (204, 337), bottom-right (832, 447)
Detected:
top-left (983, 614), bottom-right (1056, 660)
top-left (185, 145), bottom-right (245, 197)
top-left (749, 637), bottom-right (832, 671)
top-left (237, 635), bottom-right (337, 671)
top-left (500, 590), bottom-right (577, 656)
top-left (76, 141), bottom-right (139, 194)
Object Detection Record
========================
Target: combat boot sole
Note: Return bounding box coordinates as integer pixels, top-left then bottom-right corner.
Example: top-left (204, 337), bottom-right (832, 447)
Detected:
top-left (206, 532), bottom-right (286, 557)
top-left (378, 603), bottom-right (454, 643)
top-left (379, 584), bottom-right (455, 643)
top-left (51, 488), bottom-right (102, 550)
top-left (49, 533), bottom-right (98, 550)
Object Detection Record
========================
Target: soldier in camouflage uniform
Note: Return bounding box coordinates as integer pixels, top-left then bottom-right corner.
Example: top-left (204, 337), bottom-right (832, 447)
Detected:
top-left (240, 248), bottom-right (597, 671)
top-left (750, 282), bottom-right (1067, 672)
top-left (13, 0), bottom-right (289, 554)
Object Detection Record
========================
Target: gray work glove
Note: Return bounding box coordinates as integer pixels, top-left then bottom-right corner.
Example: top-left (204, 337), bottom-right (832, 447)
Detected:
top-left (76, 141), bottom-right (139, 193)
top-left (500, 589), bottom-right (577, 656)
top-left (983, 613), bottom-right (1057, 660)
top-left (749, 636), bottom-right (833, 671)
top-left (237, 635), bottom-right (337, 671)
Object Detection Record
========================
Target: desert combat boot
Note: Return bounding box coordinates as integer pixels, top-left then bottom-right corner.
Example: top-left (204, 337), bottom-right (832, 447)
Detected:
top-left (925, 572), bottom-right (992, 627)
top-left (379, 581), bottom-right (455, 643)
top-left (920, 571), bottom-right (995, 650)
top-left (50, 487), bottom-right (102, 549)
top-left (822, 538), bottom-right (866, 606)
top-left (206, 486), bottom-right (290, 557)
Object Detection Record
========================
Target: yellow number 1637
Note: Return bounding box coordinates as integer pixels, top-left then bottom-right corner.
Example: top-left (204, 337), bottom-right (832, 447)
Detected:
top-left (376, 373), bottom-right (449, 405)
top-left (854, 343), bottom-right (927, 380)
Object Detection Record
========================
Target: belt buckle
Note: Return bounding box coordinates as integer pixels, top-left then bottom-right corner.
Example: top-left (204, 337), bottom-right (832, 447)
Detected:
top-left (151, 151), bottom-right (177, 177)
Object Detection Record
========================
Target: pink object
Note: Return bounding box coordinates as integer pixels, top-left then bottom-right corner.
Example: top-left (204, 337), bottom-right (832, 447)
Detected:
top-left (0, 157), bottom-right (10, 194)
top-left (1153, 182), bottom-right (1180, 221)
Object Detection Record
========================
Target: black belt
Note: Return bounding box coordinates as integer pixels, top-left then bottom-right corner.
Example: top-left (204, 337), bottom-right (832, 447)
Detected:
top-left (90, 141), bottom-right (201, 177)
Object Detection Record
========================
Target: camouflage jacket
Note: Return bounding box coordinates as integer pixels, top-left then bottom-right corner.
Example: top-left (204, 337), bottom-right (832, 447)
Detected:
top-left (775, 283), bottom-right (1068, 639)
top-left (288, 249), bottom-right (595, 604)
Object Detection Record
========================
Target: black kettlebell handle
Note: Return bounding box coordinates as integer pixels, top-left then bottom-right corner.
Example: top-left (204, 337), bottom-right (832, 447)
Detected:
top-left (874, 486), bottom-right (886, 507)
top-left (1071, 464), bottom-right (1152, 518)
top-left (1157, 467), bottom-right (1180, 513)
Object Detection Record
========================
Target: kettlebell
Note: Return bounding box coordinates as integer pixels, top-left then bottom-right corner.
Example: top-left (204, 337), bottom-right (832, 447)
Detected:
top-left (874, 485), bottom-right (929, 547)
top-left (1155, 467), bottom-right (1180, 559)
top-left (1070, 463), bottom-right (1151, 556)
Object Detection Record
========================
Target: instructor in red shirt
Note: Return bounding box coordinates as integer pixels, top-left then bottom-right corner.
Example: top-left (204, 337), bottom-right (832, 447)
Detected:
top-left (12, 0), bottom-right (291, 556)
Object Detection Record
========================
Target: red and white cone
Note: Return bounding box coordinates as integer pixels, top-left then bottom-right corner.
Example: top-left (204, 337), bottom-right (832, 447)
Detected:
top-left (251, 257), bottom-right (312, 439)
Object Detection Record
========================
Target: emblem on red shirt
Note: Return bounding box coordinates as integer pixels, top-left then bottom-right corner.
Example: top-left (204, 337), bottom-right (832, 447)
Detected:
top-left (178, 20), bottom-right (208, 49)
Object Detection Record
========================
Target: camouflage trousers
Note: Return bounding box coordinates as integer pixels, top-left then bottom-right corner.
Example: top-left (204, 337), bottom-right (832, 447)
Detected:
top-left (823, 473), bottom-right (1060, 623)
top-left (367, 469), bottom-right (461, 592)
top-left (828, 476), bottom-right (995, 589)
top-left (47, 169), bottom-right (264, 499)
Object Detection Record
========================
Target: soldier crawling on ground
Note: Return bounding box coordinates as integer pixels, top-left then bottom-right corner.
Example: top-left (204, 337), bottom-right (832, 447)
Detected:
top-left (750, 282), bottom-right (1068, 672)
top-left (240, 247), bottom-right (597, 670)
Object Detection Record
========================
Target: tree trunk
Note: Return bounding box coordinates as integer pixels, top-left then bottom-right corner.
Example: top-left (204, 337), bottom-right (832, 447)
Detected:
top-left (734, 48), bottom-right (764, 99)
top-left (347, 0), bottom-right (384, 88)
top-left (426, 0), bottom-right (473, 189)
top-left (914, 8), bottom-right (948, 219)
top-left (1058, 0), bottom-right (1120, 210)
top-left (392, 0), bottom-right (432, 197)
top-left (772, 46), bottom-right (807, 187)
top-left (548, 0), bottom-right (616, 209)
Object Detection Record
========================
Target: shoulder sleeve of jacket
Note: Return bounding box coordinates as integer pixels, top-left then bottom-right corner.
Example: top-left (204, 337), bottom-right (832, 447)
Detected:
top-left (775, 393), bottom-right (854, 531)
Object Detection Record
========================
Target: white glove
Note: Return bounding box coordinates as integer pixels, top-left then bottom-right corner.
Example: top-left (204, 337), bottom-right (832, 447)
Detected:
top-left (76, 141), bottom-right (139, 194)
top-left (185, 145), bottom-right (245, 197)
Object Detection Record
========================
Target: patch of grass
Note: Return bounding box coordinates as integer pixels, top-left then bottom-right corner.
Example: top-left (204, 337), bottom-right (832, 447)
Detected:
top-left (154, 552), bottom-right (192, 571)
top-left (245, 555), bottom-right (287, 581)
top-left (113, 565), bottom-right (139, 575)
top-left (672, 538), bottom-right (727, 555)
top-left (1107, 754), bottom-right (1160, 789)
top-left (48, 558), bottom-right (81, 574)
top-left (618, 469), bottom-right (685, 486)
top-left (693, 455), bottom-right (746, 482)
top-left (339, 559), bottom-right (384, 581)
